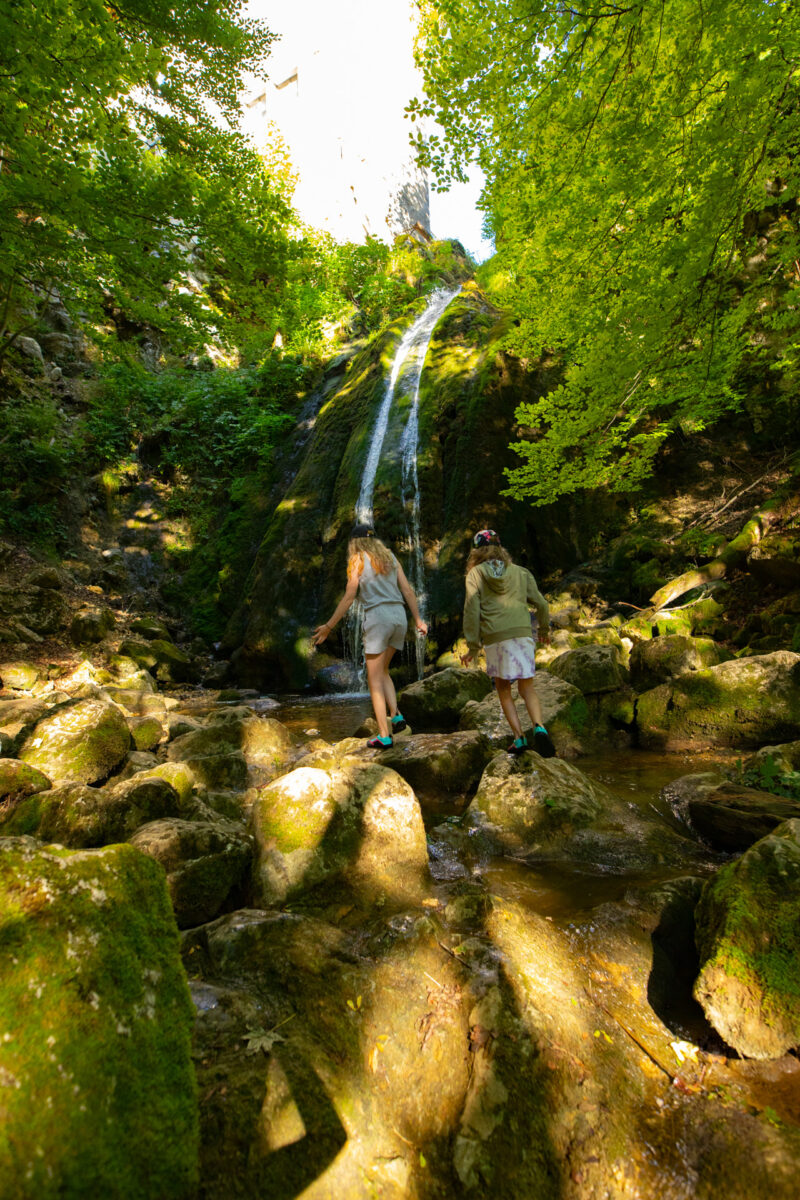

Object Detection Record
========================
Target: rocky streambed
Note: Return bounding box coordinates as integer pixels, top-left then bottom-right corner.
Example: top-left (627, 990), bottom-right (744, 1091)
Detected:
top-left (2, 650), bottom-right (800, 1198)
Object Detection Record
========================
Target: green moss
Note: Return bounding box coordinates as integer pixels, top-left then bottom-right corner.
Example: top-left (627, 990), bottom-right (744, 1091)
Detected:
top-left (0, 839), bottom-right (198, 1197)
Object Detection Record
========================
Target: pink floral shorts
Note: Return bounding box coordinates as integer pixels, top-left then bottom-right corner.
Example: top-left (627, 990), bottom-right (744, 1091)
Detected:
top-left (484, 636), bottom-right (537, 681)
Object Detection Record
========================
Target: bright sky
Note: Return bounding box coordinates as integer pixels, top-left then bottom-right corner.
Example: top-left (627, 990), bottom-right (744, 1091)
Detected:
top-left (243, 0), bottom-right (494, 261)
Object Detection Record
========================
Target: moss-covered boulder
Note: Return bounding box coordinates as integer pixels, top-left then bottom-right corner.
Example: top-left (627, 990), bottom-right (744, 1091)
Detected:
top-left (0, 758), bottom-right (51, 803)
top-left (167, 716), bottom-right (297, 790)
top-left (119, 638), bottom-right (199, 684)
top-left (251, 758), bottom-right (429, 907)
top-left (130, 615), bottom-right (171, 641)
top-left (0, 837), bottom-right (198, 1196)
top-left (129, 818), bottom-right (253, 928)
top-left (468, 753), bottom-right (698, 870)
top-left (0, 775), bottom-right (185, 846)
top-left (134, 761), bottom-right (197, 805)
top-left (397, 667), bottom-right (494, 731)
top-left (630, 634), bottom-right (732, 692)
top-left (112, 750), bottom-right (160, 780)
top-left (18, 697), bottom-right (131, 784)
top-left (636, 651), bottom-right (800, 750)
top-left (128, 714), bottom-right (163, 752)
top-left (374, 731), bottom-right (494, 797)
top-left (0, 660), bottom-right (41, 690)
top-left (545, 644), bottom-right (629, 694)
top-left (694, 819), bottom-right (800, 1059)
top-left (459, 672), bottom-right (590, 755)
top-left (69, 607), bottom-right (116, 644)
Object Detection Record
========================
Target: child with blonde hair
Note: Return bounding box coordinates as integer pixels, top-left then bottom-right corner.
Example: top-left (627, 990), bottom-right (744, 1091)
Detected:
top-left (313, 523), bottom-right (427, 748)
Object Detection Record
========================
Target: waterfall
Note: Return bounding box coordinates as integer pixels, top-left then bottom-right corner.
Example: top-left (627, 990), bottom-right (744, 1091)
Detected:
top-left (348, 286), bottom-right (460, 684)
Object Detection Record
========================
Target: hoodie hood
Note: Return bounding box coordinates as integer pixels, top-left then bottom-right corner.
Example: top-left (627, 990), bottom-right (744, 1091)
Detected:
top-left (478, 558), bottom-right (512, 592)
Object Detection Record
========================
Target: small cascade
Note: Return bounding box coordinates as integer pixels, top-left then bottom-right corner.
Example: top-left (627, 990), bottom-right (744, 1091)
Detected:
top-left (347, 286), bottom-right (460, 684)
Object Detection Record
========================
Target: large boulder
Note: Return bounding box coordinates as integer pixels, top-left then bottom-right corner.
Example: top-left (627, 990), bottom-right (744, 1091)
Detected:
top-left (468, 752), bottom-right (697, 870)
top-left (694, 819), bottom-right (800, 1059)
top-left (545, 644), bottom-right (629, 694)
top-left (373, 731), bottom-right (494, 797)
top-left (630, 634), bottom-right (731, 692)
top-left (0, 775), bottom-right (185, 847)
top-left (69, 607), bottom-right (115, 645)
top-left (0, 837), bottom-right (198, 1196)
top-left (397, 667), bottom-right (493, 730)
top-left (119, 637), bottom-right (199, 684)
top-left (459, 672), bottom-right (590, 756)
top-left (0, 660), bottom-right (42, 690)
top-left (167, 715), bottom-right (297, 790)
top-left (636, 651), bottom-right (800, 750)
top-left (130, 818), bottom-right (253, 928)
top-left (251, 757), bottom-right (429, 906)
top-left (685, 781), bottom-right (800, 852)
top-left (18, 697), bottom-right (131, 784)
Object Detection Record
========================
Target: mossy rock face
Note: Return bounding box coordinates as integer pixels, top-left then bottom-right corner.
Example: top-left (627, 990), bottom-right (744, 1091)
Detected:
top-left (468, 753), bottom-right (697, 869)
top-left (134, 762), bottom-right (197, 806)
top-left (374, 731), bottom-right (494, 797)
top-left (459, 672), bottom-right (590, 756)
top-left (0, 775), bottom-right (184, 846)
top-left (130, 616), bottom-right (171, 641)
top-left (179, 751), bottom-right (248, 792)
top-left (546, 644), bottom-right (630, 695)
top-left (112, 750), bottom-right (160, 781)
top-left (69, 607), bottom-right (115, 645)
top-left (694, 819), bottom-right (800, 1059)
top-left (167, 716), bottom-right (296, 766)
top-left (128, 715), bottom-right (163, 752)
top-left (0, 660), bottom-right (41, 690)
top-left (0, 758), bottom-right (51, 803)
top-left (18, 698), bottom-right (131, 784)
top-left (0, 837), bottom-right (198, 1196)
top-left (119, 638), bottom-right (198, 684)
top-left (630, 635), bottom-right (732, 692)
top-left (129, 817), bottom-right (253, 928)
top-left (397, 667), bottom-right (493, 731)
top-left (636, 651), bottom-right (800, 750)
top-left (686, 782), bottom-right (800, 853)
top-left (0, 585), bottom-right (69, 636)
top-left (251, 758), bottom-right (429, 907)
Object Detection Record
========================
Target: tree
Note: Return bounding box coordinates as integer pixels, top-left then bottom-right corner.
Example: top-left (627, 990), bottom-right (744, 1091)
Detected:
top-left (0, 0), bottom-right (292, 361)
top-left (410, 0), bottom-right (800, 503)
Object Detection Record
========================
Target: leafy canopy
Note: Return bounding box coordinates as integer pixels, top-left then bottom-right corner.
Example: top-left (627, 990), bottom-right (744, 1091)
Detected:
top-left (0, 0), bottom-right (292, 357)
top-left (411, 0), bottom-right (800, 503)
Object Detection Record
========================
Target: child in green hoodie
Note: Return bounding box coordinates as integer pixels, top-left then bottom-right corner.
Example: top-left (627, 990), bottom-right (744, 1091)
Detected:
top-left (461, 529), bottom-right (555, 756)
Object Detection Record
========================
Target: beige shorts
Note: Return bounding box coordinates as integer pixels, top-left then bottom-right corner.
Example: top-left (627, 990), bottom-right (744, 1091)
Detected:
top-left (363, 603), bottom-right (407, 655)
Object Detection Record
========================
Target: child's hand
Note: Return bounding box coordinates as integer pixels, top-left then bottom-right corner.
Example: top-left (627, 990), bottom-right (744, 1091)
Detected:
top-left (539, 629), bottom-right (550, 646)
top-left (416, 619), bottom-right (428, 636)
top-left (312, 623), bottom-right (331, 646)
top-left (460, 651), bottom-right (474, 667)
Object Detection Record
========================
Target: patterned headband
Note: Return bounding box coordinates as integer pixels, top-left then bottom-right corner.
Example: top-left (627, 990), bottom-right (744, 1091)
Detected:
top-left (473, 528), bottom-right (499, 547)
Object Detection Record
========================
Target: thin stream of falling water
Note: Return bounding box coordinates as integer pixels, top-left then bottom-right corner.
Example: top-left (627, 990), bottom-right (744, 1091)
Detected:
top-left (347, 287), bottom-right (460, 684)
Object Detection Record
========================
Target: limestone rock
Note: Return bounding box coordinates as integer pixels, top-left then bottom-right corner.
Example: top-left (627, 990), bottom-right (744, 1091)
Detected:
top-left (459, 672), bottom-right (590, 756)
top-left (130, 615), bottom-right (171, 641)
top-left (119, 637), bottom-right (199, 684)
top-left (112, 750), bottom-right (160, 781)
top-left (0, 837), bottom-right (197, 1196)
top-left (0, 758), bottom-right (51, 802)
top-left (0, 660), bottom-right (41, 690)
top-left (69, 607), bottom-right (116, 644)
top-left (129, 817), bottom-right (253, 928)
top-left (167, 716), bottom-right (297, 789)
top-left (18, 697), bottom-right (131, 784)
top-left (686, 782), bottom-right (800, 852)
top-left (1, 774), bottom-right (184, 846)
top-left (630, 634), bottom-right (732, 692)
top-left (128, 715), bottom-right (163, 752)
top-left (251, 757), bottom-right (429, 906)
top-left (694, 819), bottom-right (800, 1059)
top-left (374, 731), bottom-right (493, 795)
top-left (468, 752), bottom-right (697, 870)
top-left (546, 644), bottom-right (629, 694)
top-left (636, 651), bottom-right (800, 750)
top-left (398, 667), bottom-right (493, 730)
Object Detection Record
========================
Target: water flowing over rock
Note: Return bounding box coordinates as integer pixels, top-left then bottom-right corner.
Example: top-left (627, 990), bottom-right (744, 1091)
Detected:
top-left (0, 837), bottom-right (198, 1197)
top-left (694, 819), bottom-right (800, 1059)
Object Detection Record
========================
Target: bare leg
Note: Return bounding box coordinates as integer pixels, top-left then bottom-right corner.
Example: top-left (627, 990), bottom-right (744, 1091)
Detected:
top-left (382, 647), bottom-right (398, 716)
top-left (495, 678), bottom-right (523, 738)
top-left (366, 651), bottom-right (391, 738)
top-left (518, 676), bottom-right (545, 729)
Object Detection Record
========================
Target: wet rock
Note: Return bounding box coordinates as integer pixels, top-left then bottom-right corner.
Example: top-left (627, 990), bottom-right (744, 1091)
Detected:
top-left (315, 661), bottom-right (363, 693)
top-left (0, 660), bottom-right (41, 690)
top-left (0, 758), bottom-right (51, 802)
top-left (398, 667), bottom-right (493, 730)
top-left (128, 715), bottom-right (163, 752)
top-left (546, 643), bottom-right (630, 693)
top-left (18, 697), bottom-right (131, 784)
top-left (1, 774), bottom-right (184, 846)
top-left (202, 659), bottom-right (231, 688)
top-left (69, 607), bottom-right (116, 645)
top-left (685, 782), bottom-right (800, 852)
top-left (694, 819), bottom-right (800, 1059)
top-left (251, 757), bottom-right (429, 906)
top-left (637, 651), bottom-right (800, 750)
top-left (630, 634), bottom-right (732, 692)
top-left (459, 672), bottom-right (590, 756)
top-left (130, 817), bottom-right (253, 928)
top-left (374, 731), bottom-right (494, 795)
top-left (0, 837), bottom-right (197, 1196)
top-left (468, 753), bottom-right (697, 870)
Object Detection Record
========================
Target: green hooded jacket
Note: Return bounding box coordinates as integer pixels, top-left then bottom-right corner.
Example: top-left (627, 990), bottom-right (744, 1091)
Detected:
top-left (463, 560), bottom-right (549, 655)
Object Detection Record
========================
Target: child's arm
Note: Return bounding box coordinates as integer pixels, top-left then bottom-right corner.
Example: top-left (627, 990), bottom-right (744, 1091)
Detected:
top-left (313, 557), bottom-right (362, 645)
top-left (524, 570), bottom-right (550, 644)
top-left (396, 563), bottom-right (428, 634)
